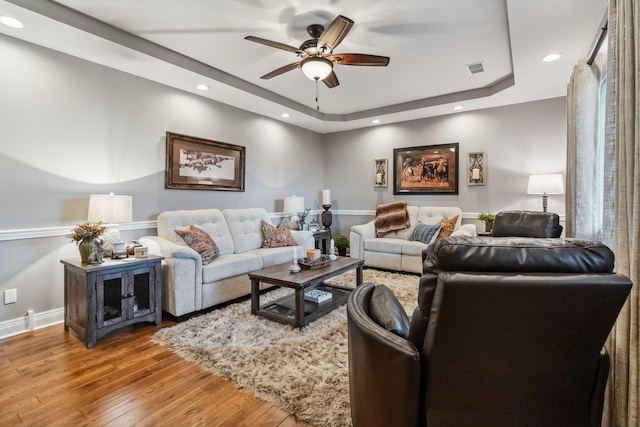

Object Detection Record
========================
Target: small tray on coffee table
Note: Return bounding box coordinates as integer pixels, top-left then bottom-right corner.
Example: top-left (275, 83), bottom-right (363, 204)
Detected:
top-left (298, 255), bottom-right (330, 269)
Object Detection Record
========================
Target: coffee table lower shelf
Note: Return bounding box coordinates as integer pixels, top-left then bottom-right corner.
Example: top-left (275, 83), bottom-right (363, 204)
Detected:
top-left (258, 284), bottom-right (352, 326)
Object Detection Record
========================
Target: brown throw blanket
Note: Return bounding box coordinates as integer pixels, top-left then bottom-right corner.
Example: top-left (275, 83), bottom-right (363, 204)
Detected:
top-left (375, 201), bottom-right (410, 237)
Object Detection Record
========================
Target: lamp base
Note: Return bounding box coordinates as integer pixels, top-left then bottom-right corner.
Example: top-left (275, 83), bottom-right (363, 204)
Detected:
top-left (542, 194), bottom-right (549, 212)
top-left (101, 226), bottom-right (123, 257)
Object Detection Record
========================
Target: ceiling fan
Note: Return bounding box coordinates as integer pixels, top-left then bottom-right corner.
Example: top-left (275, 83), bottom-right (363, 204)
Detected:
top-left (245, 15), bottom-right (390, 88)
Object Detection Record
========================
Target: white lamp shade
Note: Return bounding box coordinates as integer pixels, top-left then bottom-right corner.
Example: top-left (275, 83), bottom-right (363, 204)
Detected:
top-left (300, 57), bottom-right (333, 81)
top-left (283, 196), bottom-right (305, 214)
top-left (527, 174), bottom-right (564, 195)
top-left (87, 193), bottom-right (132, 224)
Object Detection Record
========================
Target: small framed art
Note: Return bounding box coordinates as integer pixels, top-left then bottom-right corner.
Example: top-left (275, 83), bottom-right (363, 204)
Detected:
top-left (467, 152), bottom-right (487, 186)
top-left (374, 158), bottom-right (388, 187)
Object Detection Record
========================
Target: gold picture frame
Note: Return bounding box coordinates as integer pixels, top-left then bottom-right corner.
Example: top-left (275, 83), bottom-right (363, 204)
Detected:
top-left (393, 143), bottom-right (459, 194)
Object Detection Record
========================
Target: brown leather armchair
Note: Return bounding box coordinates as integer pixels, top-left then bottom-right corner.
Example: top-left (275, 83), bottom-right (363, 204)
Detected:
top-left (347, 237), bottom-right (631, 427)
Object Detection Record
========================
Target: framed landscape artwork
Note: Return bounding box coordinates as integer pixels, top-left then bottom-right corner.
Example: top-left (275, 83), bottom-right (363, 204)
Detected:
top-left (393, 143), bottom-right (459, 195)
top-left (165, 132), bottom-right (245, 191)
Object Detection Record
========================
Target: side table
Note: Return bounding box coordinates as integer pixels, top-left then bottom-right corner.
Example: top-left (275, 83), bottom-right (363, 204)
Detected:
top-left (61, 255), bottom-right (164, 348)
top-left (313, 229), bottom-right (331, 254)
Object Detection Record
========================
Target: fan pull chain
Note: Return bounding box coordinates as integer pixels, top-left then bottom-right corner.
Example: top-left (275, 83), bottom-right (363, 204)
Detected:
top-left (315, 78), bottom-right (320, 111)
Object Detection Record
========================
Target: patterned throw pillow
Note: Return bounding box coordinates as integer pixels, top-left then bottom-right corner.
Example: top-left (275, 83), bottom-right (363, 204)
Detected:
top-left (261, 220), bottom-right (297, 248)
top-left (410, 222), bottom-right (442, 244)
top-left (438, 215), bottom-right (459, 238)
top-left (175, 225), bottom-right (220, 265)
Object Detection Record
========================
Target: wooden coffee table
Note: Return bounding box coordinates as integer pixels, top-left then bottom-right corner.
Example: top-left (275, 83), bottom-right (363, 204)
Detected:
top-left (249, 256), bottom-right (364, 328)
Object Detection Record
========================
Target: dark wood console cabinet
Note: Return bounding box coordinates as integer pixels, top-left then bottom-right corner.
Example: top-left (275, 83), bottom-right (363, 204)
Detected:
top-left (61, 256), bottom-right (163, 348)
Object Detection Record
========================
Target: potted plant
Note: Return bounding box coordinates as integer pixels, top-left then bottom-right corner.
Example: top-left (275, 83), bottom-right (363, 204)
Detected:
top-left (334, 234), bottom-right (350, 257)
top-left (477, 213), bottom-right (496, 233)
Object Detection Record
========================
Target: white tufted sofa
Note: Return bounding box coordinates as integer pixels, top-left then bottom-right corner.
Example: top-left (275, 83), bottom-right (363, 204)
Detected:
top-left (349, 206), bottom-right (476, 274)
top-left (140, 208), bottom-right (314, 317)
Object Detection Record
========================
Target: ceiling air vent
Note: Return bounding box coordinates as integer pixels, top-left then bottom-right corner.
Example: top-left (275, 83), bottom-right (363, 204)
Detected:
top-left (466, 62), bottom-right (485, 75)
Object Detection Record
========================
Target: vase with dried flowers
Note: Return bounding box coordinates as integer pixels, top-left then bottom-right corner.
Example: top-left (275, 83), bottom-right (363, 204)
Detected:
top-left (68, 222), bottom-right (106, 263)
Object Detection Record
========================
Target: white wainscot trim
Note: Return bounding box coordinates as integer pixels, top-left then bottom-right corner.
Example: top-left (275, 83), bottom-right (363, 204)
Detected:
top-left (0, 212), bottom-right (566, 241)
top-left (0, 221), bottom-right (158, 241)
top-left (0, 307), bottom-right (64, 340)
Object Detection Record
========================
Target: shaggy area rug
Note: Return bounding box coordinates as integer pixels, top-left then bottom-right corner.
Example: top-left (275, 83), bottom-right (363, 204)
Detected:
top-left (152, 269), bottom-right (419, 427)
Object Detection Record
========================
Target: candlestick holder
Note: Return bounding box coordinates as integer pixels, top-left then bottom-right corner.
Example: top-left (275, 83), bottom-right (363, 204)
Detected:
top-left (322, 204), bottom-right (332, 232)
top-left (328, 243), bottom-right (337, 261)
top-left (290, 256), bottom-right (301, 273)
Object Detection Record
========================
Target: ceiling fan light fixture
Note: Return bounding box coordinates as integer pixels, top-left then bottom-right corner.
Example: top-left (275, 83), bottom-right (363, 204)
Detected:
top-left (300, 57), bottom-right (333, 81)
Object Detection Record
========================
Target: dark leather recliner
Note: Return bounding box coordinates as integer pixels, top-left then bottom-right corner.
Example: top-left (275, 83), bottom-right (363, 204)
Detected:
top-left (491, 210), bottom-right (563, 237)
top-left (347, 237), bottom-right (632, 427)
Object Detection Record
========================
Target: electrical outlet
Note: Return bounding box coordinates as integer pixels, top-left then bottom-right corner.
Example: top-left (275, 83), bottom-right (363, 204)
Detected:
top-left (4, 289), bottom-right (17, 304)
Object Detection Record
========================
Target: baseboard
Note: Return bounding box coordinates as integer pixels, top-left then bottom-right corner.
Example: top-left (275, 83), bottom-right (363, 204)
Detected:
top-left (0, 307), bottom-right (64, 340)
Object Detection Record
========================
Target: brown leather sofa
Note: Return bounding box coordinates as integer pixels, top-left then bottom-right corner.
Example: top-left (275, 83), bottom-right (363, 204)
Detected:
top-left (347, 237), bottom-right (631, 427)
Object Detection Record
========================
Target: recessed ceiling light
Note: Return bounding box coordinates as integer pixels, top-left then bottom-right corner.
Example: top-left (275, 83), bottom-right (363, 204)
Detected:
top-left (452, 105), bottom-right (464, 111)
top-left (371, 119), bottom-right (381, 124)
top-left (541, 53), bottom-right (562, 62)
top-left (281, 113), bottom-right (290, 118)
top-left (196, 84), bottom-right (209, 91)
top-left (0, 16), bottom-right (24, 28)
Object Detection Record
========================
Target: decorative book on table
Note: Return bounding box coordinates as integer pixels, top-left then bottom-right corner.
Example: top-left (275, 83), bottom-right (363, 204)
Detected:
top-left (305, 289), bottom-right (332, 303)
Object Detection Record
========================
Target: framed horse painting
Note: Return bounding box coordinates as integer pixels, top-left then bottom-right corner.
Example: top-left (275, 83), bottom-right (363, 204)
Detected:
top-left (393, 143), bottom-right (459, 195)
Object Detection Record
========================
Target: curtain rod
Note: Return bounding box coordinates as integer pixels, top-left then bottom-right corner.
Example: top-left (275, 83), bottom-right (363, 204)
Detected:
top-left (587, 21), bottom-right (608, 66)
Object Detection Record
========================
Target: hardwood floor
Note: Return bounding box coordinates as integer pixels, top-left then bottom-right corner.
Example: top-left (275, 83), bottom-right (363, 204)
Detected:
top-left (0, 319), bottom-right (311, 426)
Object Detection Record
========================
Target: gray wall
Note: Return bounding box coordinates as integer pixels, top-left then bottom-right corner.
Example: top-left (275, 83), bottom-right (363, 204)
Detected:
top-left (0, 35), bottom-right (323, 324)
top-left (323, 98), bottom-right (567, 235)
top-left (0, 33), bottom-right (568, 327)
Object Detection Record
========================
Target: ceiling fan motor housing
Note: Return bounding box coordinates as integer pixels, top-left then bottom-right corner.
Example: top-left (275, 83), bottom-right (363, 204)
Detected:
top-left (307, 24), bottom-right (324, 39)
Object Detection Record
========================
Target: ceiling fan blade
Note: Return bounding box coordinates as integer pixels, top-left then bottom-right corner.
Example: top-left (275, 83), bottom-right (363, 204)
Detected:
top-left (322, 71), bottom-right (340, 88)
top-left (328, 53), bottom-right (390, 66)
top-left (245, 36), bottom-right (302, 54)
top-left (260, 62), bottom-right (300, 79)
top-left (318, 15), bottom-right (354, 52)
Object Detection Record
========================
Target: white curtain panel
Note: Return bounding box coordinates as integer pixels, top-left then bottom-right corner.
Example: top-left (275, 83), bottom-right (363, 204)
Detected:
top-left (565, 58), bottom-right (604, 240)
top-left (602, 0), bottom-right (640, 425)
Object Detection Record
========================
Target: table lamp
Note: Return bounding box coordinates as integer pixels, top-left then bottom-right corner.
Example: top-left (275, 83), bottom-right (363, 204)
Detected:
top-left (87, 192), bottom-right (133, 257)
top-left (527, 174), bottom-right (564, 212)
top-left (283, 196), bottom-right (305, 230)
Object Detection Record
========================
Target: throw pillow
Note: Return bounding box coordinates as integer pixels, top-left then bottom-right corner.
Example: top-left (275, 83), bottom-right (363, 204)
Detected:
top-left (369, 284), bottom-right (410, 339)
top-left (175, 225), bottom-right (220, 265)
top-left (438, 215), bottom-right (459, 238)
top-left (261, 220), bottom-right (297, 248)
top-left (410, 222), bottom-right (442, 244)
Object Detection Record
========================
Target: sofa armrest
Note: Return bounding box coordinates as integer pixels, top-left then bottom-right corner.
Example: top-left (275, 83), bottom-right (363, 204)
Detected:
top-left (450, 223), bottom-right (477, 237)
top-left (139, 236), bottom-right (199, 261)
top-left (138, 236), bottom-right (203, 317)
top-left (290, 230), bottom-right (314, 252)
top-left (350, 220), bottom-right (376, 259)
